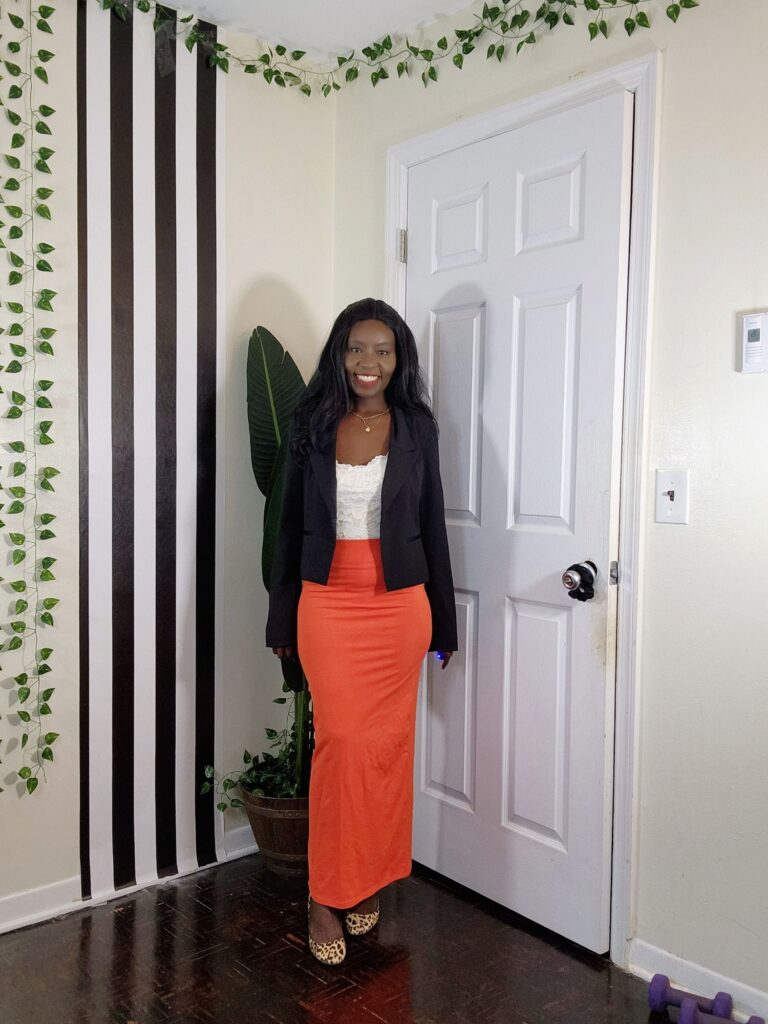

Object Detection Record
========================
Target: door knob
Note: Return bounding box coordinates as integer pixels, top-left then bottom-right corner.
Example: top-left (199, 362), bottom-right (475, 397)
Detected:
top-left (562, 561), bottom-right (598, 602)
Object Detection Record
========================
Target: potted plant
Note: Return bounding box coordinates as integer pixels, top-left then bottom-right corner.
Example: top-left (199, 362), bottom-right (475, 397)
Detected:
top-left (203, 326), bottom-right (313, 878)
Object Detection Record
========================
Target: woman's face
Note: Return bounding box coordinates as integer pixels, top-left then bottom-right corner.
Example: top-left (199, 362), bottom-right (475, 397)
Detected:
top-left (344, 319), bottom-right (397, 401)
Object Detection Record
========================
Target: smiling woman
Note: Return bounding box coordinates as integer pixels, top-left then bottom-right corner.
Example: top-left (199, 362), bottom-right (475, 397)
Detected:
top-left (265, 296), bottom-right (458, 965)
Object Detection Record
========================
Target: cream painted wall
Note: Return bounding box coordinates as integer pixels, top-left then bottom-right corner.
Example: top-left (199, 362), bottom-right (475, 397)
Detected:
top-left (219, 30), bottom-right (335, 841)
top-left (332, 0), bottom-right (768, 996)
top-left (0, 3), bottom-right (80, 901)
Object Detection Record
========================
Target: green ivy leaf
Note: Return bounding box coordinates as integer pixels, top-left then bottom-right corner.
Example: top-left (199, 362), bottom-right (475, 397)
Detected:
top-left (5, 154), bottom-right (22, 169)
top-left (26, 778), bottom-right (39, 795)
top-left (42, 747), bottom-right (54, 762)
top-left (36, 204), bottom-right (52, 220)
top-left (10, 580), bottom-right (26, 592)
top-left (39, 529), bottom-right (56, 539)
top-left (666, 3), bottom-right (681, 21)
top-left (8, 301), bottom-right (25, 313)
top-left (37, 19), bottom-right (54, 34)
top-left (44, 732), bottom-right (60, 745)
top-left (42, 688), bottom-right (55, 701)
top-left (34, 67), bottom-right (49, 84)
top-left (18, 766), bottom-right (32, 780)
top-left (38, 106), bottom-right (56, 119)
top-left (18, 686), bottom-right (31, 703)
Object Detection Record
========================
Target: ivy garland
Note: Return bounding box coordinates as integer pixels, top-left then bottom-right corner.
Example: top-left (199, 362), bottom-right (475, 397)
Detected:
top-left (1, 0), bottom-right (60, 796)
top-left (98, 0), bottom-right (699, 97)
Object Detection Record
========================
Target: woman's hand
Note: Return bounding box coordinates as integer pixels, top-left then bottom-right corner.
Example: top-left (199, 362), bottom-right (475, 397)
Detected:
top-left (272, 646), bottom-right (295, 659)
top-left (437, 651), bottom-right (454, 670)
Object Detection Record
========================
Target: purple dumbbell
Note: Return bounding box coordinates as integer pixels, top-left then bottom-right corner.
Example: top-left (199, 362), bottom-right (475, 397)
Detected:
top-left (648, 974), bottom-right (732, 1018)
top-left (680, 996), bottom-right (765, 1024)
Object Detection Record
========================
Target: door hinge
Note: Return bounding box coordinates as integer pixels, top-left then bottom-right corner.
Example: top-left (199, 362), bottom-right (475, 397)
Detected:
top-left (398, 228), bottom-right (408, 264)
top-left (609, 561), bottom-right (619, 585)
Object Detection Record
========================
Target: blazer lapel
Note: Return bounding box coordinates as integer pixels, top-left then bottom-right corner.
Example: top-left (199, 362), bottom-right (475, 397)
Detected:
top-left (309, 405), bottom-right (418, 523)
top-left (381, 405), bottom-right (418, 513)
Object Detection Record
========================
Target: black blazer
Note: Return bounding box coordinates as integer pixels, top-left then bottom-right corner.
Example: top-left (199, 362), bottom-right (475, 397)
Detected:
top-left (265, 404), bottom-right (458, 654)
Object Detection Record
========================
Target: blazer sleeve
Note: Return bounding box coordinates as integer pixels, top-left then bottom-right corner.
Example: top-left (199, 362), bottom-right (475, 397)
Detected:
top-left (265, 440), bottom-right (304, 649)
top-left (419, 416), bottom-right (459, 653)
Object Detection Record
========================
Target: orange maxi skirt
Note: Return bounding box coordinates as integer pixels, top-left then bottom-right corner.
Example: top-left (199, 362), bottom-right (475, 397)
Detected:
top-left (297, 537), bottom-right (432, 908)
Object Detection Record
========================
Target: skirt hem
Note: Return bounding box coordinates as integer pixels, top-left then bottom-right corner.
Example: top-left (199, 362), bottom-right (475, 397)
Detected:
top-left (308, 863), bottom-right (413, 910)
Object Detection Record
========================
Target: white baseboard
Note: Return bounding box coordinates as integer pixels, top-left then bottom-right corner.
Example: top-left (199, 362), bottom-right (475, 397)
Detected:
top-left (628, 938), bottom-right (768, 1022)
top-left (0, 875), bottom-right (83, 936)
top-left (0, 828), bottom-right (259, 937)
top-left (222, 823), bottom-right (258, 860)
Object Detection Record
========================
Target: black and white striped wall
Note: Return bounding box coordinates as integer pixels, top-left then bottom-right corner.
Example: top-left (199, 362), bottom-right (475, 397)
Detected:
top-left (77, 1), bottom-right (226, 901)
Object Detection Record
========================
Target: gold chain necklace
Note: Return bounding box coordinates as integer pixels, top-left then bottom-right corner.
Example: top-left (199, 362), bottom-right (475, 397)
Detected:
top-left (350, 406), bottom-right (390, 433)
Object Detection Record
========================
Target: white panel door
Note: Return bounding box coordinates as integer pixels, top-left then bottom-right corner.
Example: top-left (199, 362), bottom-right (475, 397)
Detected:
top-left (407, 88), bottom-right (633, 953)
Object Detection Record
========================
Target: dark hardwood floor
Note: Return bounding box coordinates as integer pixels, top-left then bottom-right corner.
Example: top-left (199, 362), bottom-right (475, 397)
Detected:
top-left (0, 854), bottom-right (659, 1024)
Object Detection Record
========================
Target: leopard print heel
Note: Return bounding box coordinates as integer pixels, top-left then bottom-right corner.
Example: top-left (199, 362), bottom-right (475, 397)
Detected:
top-left (343, 893), bottom-right (380, 936)
top-left (307, 896), bottom-right (346, 965)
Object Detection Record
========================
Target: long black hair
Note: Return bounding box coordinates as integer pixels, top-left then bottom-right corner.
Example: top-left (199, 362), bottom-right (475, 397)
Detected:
top-left (288, 297), bottom-right (435, 464)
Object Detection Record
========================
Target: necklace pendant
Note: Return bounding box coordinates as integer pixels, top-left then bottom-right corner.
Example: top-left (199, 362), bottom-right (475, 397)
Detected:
top-left (365, 426), bottom-right (371, 432)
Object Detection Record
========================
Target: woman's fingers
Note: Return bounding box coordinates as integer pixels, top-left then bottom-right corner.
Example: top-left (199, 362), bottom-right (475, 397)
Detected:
top-left (439, 651), bottom-right (454, 670)
top-left (271, 645), bottom-right (296, 659)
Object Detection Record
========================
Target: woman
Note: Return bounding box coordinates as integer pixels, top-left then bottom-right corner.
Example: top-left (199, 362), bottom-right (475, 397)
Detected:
top-left (266, 297), bottom-right (458, 965)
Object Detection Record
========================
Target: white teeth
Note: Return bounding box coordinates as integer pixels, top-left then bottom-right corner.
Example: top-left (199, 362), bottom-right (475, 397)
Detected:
top-left (356, 374), bottom-right (378, 382)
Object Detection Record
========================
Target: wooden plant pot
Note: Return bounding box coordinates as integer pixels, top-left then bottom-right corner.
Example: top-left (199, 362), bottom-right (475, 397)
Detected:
top-left (240, 788), bottom-right (309, 878)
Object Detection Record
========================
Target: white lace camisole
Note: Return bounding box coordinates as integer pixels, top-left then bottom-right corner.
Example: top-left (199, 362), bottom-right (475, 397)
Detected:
top-left (335, 453), bottom-right (388, 539)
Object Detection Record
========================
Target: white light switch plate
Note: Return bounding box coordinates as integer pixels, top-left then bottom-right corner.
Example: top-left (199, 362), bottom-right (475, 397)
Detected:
top-left (655, 469), bottom-right (690, 524)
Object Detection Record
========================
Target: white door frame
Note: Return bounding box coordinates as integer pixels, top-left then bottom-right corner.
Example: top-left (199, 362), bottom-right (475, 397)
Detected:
top-left (384, 51), bottom-right (661, 968)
